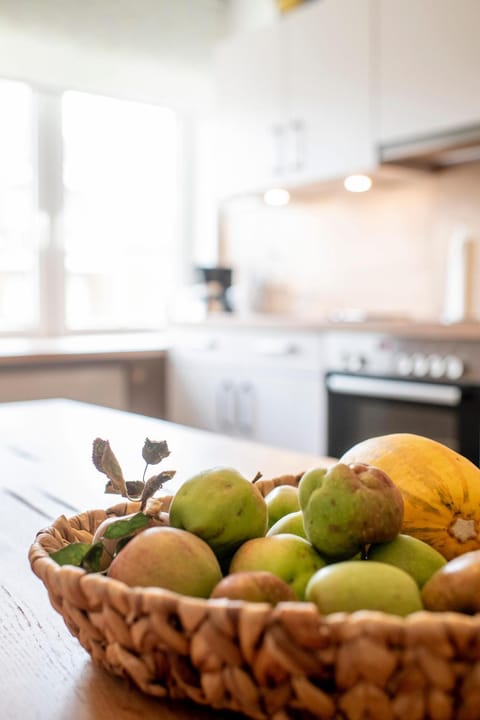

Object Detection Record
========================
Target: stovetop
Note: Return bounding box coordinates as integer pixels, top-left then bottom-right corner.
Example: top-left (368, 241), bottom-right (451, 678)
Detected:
top-left (325, 332), bottom-right (480, 384)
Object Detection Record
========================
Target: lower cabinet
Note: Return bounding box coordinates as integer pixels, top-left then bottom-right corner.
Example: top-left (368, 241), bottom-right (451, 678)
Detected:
top-left (0, 356), bottom-right (166, 418)
top-left (0, 363), bottom-right (129, 410)
top-left (165, 328), bottom-right (326, 455)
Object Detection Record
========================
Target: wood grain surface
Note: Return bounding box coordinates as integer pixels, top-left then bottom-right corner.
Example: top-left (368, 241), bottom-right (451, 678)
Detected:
top-left (0, 398), bottom-right (333, 720)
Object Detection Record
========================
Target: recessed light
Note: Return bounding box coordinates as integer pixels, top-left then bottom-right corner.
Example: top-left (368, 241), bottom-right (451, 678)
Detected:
top-left (343, 174), bottom-right (372, 193)
top-left (263, 188), bottom-right (291, 206)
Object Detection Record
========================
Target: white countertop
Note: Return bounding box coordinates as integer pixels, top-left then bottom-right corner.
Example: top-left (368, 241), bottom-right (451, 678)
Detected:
top-left (0, 331), bottom-right (171, 366)
top-left (0, 316), bottom-right (479, 368)
top-left (172, 313), bottom-right (480, 341)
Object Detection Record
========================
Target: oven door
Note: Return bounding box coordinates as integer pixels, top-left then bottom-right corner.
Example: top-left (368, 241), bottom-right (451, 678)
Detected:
top-left (326, 372), bottom-right (480, 464)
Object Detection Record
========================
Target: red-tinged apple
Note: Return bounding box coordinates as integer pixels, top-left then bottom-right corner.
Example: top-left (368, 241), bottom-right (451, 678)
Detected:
top-left (108, 526), bottom-right (222, 597)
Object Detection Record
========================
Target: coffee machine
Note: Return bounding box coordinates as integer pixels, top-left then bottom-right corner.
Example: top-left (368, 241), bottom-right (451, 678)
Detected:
top-left (195, 266), bottom-right (233, 313)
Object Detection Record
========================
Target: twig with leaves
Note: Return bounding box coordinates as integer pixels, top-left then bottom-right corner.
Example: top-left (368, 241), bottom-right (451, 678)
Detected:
top-left (50, 436), bottom-right (175, 572)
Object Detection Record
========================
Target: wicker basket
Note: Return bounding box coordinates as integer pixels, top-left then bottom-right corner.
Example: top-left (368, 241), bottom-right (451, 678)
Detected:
top-left (29, 475), bottom-right (480, 720)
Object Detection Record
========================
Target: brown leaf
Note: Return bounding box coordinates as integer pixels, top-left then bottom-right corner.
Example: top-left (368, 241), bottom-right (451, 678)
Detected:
top-left (142, 438), bottom-right (170, 466)
top-left (125, 480), bottom-right (145, 499)
top-left (140, 470), bottom-right (176, 510)
top-left (92, 438), bottom-right (127, 497)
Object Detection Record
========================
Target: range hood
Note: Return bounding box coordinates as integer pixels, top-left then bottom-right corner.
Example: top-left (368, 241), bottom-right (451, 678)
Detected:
top-left (379, 124), bottom-right (480, 172)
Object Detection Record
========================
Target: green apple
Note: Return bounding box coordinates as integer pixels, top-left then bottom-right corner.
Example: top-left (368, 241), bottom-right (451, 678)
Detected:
top-left (265, 485), bottom-right (301, 529)
top-left (267, 510), bottom-right (306, 539)
top-left (299, 463), bottom-right (403, 560)
top-left (169, 467), bottom-right (268, 560)
top-left (305, 560), bottom-right (423, 616)
top-left (229, 533), bottom-right (326, 599)
top-left (368, 534), bottom-right (447, 588)
top-left (108, 526), bottom-right (222, 597)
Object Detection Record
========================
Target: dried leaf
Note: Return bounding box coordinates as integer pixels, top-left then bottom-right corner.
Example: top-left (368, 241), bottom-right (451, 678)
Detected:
top-left (50, 542), bottom-right (92, 567)
top-left (92, 438), bottom-right (127, 497)
top-left (125, 480), bottom-right (145, 499)
top-left (103, 512), bottom-right (150, 539)
top-left (142, 438), bottom-right (170, 466)
top-left (140, 470), bottom-right (176, 511)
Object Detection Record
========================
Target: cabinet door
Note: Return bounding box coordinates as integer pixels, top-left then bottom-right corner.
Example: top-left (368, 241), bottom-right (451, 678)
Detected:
top-left (0, 364), bottom-right (128, 410)
top-left (286, 0), bottom-right (374, 185)
top-left (127, 358), bottom-right (165, 418)
top-left (214, 23), bottom-right (285, 197)
top-left (165, 357), bottom-right (218, 432)
top-left (236, 369), bottom-right (324, 455)
top-left (378, 0), bottom-right (480, 143)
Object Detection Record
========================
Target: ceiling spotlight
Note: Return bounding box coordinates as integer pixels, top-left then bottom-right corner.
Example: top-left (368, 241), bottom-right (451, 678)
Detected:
top-left (263, 188), bottom-right (291, 206)
top-left (343, 174), bottom-right (373, 193)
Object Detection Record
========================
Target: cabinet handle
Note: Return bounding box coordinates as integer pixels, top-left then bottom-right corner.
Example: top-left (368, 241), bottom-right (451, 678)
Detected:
top-left (183, 338), bottom-right (218, 352)
top-left (253, 340), bottom-right (299, 357)
top-left (271, 124), bottom-right (284, 176)
top-left (236, 382), bottom-right (255, 436)
top-left (291, 119), bottom-right (305, 172)
top-left (216, 380), bottom-right (235, 432)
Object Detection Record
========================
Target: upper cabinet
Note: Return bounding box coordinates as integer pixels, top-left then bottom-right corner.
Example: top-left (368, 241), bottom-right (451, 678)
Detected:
top-left (286, 0), bottom-right (373, 188)
top-left (213, 0), bottom-right (374, 197)
top-left (214, 23), bottom-right (284, 197)
top-left (214, 0), bottom-right (480, 198)
top-left (377, 0), bottom-right (480, 144)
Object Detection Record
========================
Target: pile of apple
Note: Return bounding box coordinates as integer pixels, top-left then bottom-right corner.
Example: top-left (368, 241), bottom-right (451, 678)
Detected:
top-left (70, 457), bottom-right (453, 617)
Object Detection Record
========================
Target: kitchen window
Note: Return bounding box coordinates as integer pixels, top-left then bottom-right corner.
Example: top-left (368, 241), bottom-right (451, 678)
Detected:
top-left (0, 78), bottom-right (180, 336)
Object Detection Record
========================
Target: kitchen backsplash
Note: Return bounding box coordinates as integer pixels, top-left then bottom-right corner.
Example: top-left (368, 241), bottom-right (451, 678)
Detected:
top-left (220, 161), bottom-right (480, 322)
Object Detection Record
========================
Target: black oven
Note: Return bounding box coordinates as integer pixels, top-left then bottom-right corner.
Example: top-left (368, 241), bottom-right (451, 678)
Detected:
top-left (326, 372), bottom-right (480, 465)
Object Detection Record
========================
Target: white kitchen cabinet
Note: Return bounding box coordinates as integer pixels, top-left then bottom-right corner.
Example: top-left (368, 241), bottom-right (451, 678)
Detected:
top-left (214, 0), bottom-right (373, 197)
top-left (285, 0), bottom-right (374, 187)
top-left (214, 23), bottom-right (284, 197)
top-left (165, 327), bottom-right (327, 455)
top-left (377, 0), bottom-right (480, 144)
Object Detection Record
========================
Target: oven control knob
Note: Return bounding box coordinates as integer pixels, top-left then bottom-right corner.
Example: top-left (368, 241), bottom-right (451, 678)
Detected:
top-left (412, 353), bottom-right (429, 377)
top-left (347, 354), bottom-right (366, 373)
top-left (396, 353), bottom-right (413, 376)
top-left (445, 355), bottom-right (464, 380)
top-left (428, 354), bottom-right (446, 379)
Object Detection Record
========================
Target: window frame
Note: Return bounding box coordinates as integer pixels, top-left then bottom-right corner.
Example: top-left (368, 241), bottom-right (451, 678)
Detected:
top-left (0, 80), bottom-right (190, 338)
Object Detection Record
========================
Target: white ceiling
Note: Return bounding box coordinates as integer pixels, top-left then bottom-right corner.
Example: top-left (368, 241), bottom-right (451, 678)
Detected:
top-left (0, 0), bottom-right (229, 66)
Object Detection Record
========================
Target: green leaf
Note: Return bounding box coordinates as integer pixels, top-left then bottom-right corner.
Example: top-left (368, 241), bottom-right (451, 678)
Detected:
top-left (92, 438), bottom-right (127, 497)
top-left (81, 542), bottom-right (104, 573)
top-left (50, 543), bottom-right (92, 567)
top-left (142, 438), bottom-right (170, 466)
top-left (115, 535), bottom-right (134, 555)
top-left (103, 512), bottom-right (150, 539)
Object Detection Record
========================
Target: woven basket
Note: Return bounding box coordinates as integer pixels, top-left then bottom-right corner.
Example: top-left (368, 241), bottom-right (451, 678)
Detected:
top-left (29, 475), bottom-right (480, 720)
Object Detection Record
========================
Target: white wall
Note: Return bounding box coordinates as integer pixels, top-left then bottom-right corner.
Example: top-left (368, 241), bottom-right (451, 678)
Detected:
top-left (0, 1), bottom-right (230, 289)
top-left (227, 0), bottom-right (278, 33)
top-left (0, 1), bottom-right (228, 109)
top-left (222, 161), bottom-right (480, 321)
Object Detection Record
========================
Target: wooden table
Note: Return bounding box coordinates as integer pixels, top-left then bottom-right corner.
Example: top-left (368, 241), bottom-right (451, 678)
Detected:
top-left (0, 398), bottom-right (333, 720)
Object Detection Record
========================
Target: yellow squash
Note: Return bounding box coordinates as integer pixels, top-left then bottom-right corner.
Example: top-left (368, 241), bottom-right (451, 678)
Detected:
top-left (340, 433), bottom-right (480, 560)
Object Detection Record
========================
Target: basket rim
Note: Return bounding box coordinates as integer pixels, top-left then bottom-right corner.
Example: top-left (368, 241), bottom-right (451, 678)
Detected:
top-left (28, 500), bottom-right (480, 627)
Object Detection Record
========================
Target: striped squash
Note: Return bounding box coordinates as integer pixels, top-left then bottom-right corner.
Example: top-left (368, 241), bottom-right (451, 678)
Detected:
top-left (340, 433), bottom-right (480, 560)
